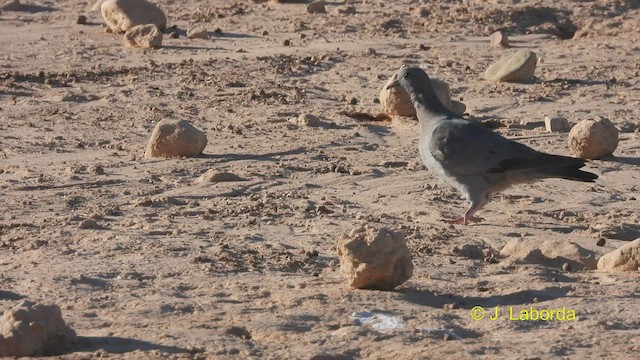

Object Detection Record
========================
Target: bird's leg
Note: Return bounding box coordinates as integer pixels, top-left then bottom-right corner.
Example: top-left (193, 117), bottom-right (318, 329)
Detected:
top-left (443, 193), bottom-right (489, 225)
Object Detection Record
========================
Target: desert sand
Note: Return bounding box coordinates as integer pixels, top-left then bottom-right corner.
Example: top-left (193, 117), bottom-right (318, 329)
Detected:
top-left (1, 0), bottom-right (640, 358)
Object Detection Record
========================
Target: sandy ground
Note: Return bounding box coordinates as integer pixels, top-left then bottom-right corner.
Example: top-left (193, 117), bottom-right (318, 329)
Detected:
top-left (1, 0), bottom-right (640, 359)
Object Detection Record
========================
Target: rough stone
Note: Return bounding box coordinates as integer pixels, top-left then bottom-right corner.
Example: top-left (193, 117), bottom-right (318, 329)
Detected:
top-left (544, 116), bottom-right (570, 133)
top-left (186, 25), bottom-right (208, 39)
top-left (490, 31), bottom-right (509, 47)
top-left (334, 5), bottom-right (356, 15)
top-left (306, 0), bottom-right (326, 14)
top-left (100, 0), bottom-right (167, 33)
top-left (196, 170), bottom-right (246, 183)
top-left (0, 301), bottom-right (76, 357)
top-left (291, 113), bottom-right (322, 127)
top-left (500, 238), bottom-right (597, 270)
top-left (485, 50), bottom-right (537, 82)
top-left (568, 117), bottom-right (619, 159)
top-left (123, 24), bottom-right (163, 48)
top-left (597, 238), bottom-right (640, 272)
top-left (76, 15), bottom-right (87, 25)
top-left (337, 225), bottom-right (413, 290)
top-left (144, 119), bottom-right (208, 158)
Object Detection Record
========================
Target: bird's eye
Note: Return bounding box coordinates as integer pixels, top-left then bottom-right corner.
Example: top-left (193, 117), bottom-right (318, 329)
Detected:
top-left (403, 72), bottom-right (409, 78)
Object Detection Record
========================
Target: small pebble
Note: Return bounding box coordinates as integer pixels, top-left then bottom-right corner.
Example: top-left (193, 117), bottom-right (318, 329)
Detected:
top-left (283, 39), bottom-right (290, 46)
top-left (596, 238), bottom-right (606, 246)
top-left (76, 15), bottom-right (87, 25)
top-left (562, 262), bottom-right (572, 272)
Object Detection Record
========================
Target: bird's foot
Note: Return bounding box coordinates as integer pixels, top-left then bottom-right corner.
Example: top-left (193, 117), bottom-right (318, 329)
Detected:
top-left (442, 215), bottom-right (483, 225)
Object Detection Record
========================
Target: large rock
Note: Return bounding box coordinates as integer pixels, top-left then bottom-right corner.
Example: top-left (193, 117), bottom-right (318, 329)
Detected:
top-left (500, 238), bottom-right (597, 270)
top-left (485, 50), bottom-right (537, 82)
top-left (100, 0), bottom-right (167, 33)
top-left (380, 74), bottom-right (464, 117)
top-left (337, 225), bottom-right (413, 290)
top-left (144, 119), bottom-right (208, 158)
top-left (123, 24), bottom-right (162, 48)
top-left (568, 117), bottom-right (618, 159)
top-left (0, 301), bottom-right (76, 357)
top-left (597, 238), bottom-right (640, 272)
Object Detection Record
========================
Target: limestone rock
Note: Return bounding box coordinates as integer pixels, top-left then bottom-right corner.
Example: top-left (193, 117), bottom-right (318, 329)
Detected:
top-left (144, 119), bottom-right (208, 158)
top-left (290, 113), bottom-right (322, 127)
top-left (597, 238), bottom-right (640, 272)
top-left (568, 117), bottom-right (618, 159)
top-left (1, 0), bottom-right (21, 11)
top-left (544, 116), bottom-right (570, 133)
top-left (100, 0), bottom-right (167, 33)
top-left (485, 50), bottom-right (537, 82)
top-left (123, 24), bottom-right (163, 48)
top-left (0, 301), bottom-right (76, 357)
top-left (337, 225), bottom-right (413, 290)
top-left (380, 74), bottom-right (462, 117)
top-left (187, 25), bottom-right (208, 39)
top-left (306, 0), bottom-right (326, 14)
top-left (490, 31), bottom-right (509, 47)
top-left (500, 238), bottom-right (597, 270)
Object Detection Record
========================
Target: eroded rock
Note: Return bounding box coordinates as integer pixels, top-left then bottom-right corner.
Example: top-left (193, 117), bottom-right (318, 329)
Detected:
top-left (144, 119), bottom-right (208, 158)
top-left (568, 117), bottom-right (618, 159)
top-left (490, 31), bottom-right (509, 47)
top-left (597, 238), bottom-right (640, 272)
top-left (337, 225), bottom-right (413, 290)
top-left (100, 0), bottom-right (166, 33)
top-left (380, 74), bottom-right (463, 117)
top-left (0, 301), bottom-right (76, 357)
top-left (123, 24), bottom-right (162, 48)
top-left (545, 116), bottom-right (570, 133)
top-left (187, 25), bottom-right (208, 39)
top-left (500, 238), bottom-right (597, 270)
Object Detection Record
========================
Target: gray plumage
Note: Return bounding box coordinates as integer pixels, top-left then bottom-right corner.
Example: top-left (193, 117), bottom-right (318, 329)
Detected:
top-left (386, 66), bottom-right (597, 225)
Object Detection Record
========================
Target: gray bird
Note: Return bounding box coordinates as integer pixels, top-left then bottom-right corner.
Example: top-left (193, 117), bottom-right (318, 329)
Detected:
top-left (386, 66), bottom-right (598, 225)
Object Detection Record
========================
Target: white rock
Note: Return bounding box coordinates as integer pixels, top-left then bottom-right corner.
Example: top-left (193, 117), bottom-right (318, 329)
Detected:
top-left (100, 0), bottom-right (167, 33)
top-left (123, 24), bottom-right (162, 48)
top-left (337, 225), bottom-right (413, 290)
top-left (597, 238), bottom-right (640, 272)
top-left (500, 238), bottom-right (597, 270)
top-left (485, 50), bottom-right (537, 82)
top-left (186, 25), bottom-right (208, 39)
top-left (144, 119), bottom-right (208, 158)
top-left (544, 116), bottom-right (570, 133)
top-left (568, 117), bottom-right (619, 159)
top-left (490, 31), bottom-right (509, 47)
top-left (0, 301), bottom-right (76, 357)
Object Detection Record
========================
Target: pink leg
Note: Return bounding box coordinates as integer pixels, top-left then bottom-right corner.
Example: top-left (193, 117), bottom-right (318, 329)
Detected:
top-left (443, 193), bottom-right (489, 225)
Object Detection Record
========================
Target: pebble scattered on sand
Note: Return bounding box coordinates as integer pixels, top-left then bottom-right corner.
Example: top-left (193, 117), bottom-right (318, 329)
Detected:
top-left (545, 116), bottom-right (571, 133)
top-left (490, 31), bottom-right (509, 47)
top-left (187, 25), bottom-right (208, 39)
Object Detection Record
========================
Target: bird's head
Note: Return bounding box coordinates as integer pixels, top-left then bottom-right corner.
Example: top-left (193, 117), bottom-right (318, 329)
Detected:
top-left (385, 66), bottom-right (432, 94)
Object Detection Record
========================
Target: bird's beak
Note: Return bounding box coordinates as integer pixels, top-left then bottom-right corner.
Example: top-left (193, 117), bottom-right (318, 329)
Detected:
top-left (385, 76), bottom-right (400, 90)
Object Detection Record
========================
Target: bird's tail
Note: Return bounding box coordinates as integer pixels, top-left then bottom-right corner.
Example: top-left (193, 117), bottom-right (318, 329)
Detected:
top-left (540, 155), bottom-right (598, 182)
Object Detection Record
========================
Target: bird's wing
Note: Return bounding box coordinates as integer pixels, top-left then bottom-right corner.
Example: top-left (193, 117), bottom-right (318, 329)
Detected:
top-left (427, 119), bottom-right (544, 176)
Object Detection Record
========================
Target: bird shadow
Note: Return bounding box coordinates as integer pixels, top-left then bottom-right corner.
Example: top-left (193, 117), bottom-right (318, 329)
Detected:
top-left (602, 156), bottom-right (640, 166)
top-left (14, 4), bottom-right (57, 13)
top-left (400, 286), bottom-right (572, 309)
top-left (0, 290), bottom-right (25, 300)
top-left (71, 336), bottom-right (196, 355)
top-left (199, 147), bottom-right (307, 163)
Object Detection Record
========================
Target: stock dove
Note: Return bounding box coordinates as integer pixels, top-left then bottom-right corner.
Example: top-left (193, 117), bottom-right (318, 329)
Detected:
top-left (385, 66), bottom-right (598, 225)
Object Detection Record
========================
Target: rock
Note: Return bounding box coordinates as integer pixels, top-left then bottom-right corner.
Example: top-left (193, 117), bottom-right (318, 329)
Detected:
top-left (337, 225), bottom-right (413, 290)
top-left (500, 238), bottom-right (597, 270)
top-left (596, 238), bottom-right (606, 247)
top-left (186, 25), bottom-right (208, 39)
top-left (1, 0), bottom-right (21, 11)
top-left (0, 300), bottom-right (76, 357)
top-left (544, 116), bottom-right (570, 133)
top-left (597, 238), bottom-right (640, 272)
top-left (485, 50), bottom-right (537, 82)
top-left (76, 15), bottom-right (87, 24)
top-left (490, 31), bottom-right (509, 47)
top-left (568, 117), bottom-right (619, 159)
top-left (306, 0), bottom-right (326, 14)
top-left (380, 73), bottom-right (462, 117)
top-left (123, 24), bottom-right (163, 49)
top-left (144, 119), bottom-right (208, 158)
top-left (290, 113), bottom-right (322, 127)
top-left (100, 0), bottom-right (167, 33)
top-left (196, 170), bottom-right (246, 183)
top-left (334, 5), bottom-right (356, 15)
